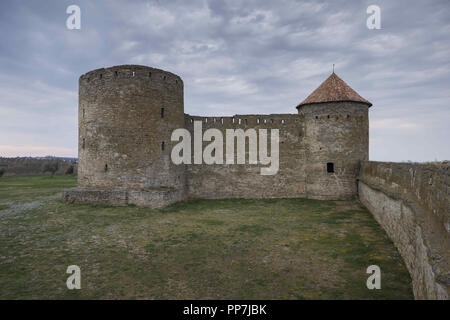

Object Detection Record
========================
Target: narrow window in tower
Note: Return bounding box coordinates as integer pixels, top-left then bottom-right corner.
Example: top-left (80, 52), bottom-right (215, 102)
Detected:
top-left (256, 118), bottom-right (260, 124)
top-left (161, 141), bottom-right (165, 151)
top-left (149, 72), bottom-right (152, 78)
top-left (327, 162), bottom-right (334, 173)
top-left (82, 109), bottom-right (85, 118)
top-left (221, 118), bottom-right (224, 124)
top-left (161, 108), bottom-right (164, 119)
top-left (245, 119), bottom-right (248, 125)
top-left (99, 74), bottom-right (102, 79)
top-left (82, 138), bottom-right (85, 149)
top-left (104, 163), bottom-right (108, 172)
top-left (115, 71), bottom-right (118, 77)
top-left (132, 71), bottom-right (135, 77)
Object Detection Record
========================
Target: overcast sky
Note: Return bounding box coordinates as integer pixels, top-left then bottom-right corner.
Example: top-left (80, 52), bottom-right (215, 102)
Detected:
top-left (0, 0), bottom-right (449, 161)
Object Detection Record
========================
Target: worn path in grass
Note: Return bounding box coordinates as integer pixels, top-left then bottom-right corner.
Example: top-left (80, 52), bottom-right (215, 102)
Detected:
top-left (0, 175), bottom-right (413, 299)
top-left (0, 175), bottom-right (76, 216)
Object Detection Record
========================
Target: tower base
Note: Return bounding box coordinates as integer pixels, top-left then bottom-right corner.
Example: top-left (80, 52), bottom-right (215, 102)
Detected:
top-left (61, 187), bottom-right (185, 209)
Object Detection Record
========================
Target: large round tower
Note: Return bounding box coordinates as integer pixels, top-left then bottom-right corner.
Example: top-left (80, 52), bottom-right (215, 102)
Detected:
top-left (297, 72), bottom-right (371, 200)
top-left (64, 65), bottom-right (186, 207)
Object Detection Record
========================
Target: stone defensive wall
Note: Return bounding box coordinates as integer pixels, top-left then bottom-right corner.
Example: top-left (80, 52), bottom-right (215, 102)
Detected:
top-left (65, 65), bottom-right (369, 207)
top-left (183, 104), bottom-right (367, 201)
top-left (358, 161), bottom-right (449, 299)
top-left (183, 113), bottom-right (308, 199)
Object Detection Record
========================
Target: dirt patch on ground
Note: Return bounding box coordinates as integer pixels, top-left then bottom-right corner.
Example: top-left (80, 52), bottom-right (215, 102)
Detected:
top-left (0, 194), bottom-right (60, 216)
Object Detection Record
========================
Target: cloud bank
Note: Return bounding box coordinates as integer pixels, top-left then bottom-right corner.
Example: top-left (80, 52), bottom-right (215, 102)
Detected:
top-left (0, 0), bottom-right (449, 161)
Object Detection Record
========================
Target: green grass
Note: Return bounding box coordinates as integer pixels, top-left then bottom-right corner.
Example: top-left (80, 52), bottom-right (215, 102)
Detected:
top-left (0, 175), bottom-right (413, 299)
top-left (0, 175), bottom-right (76, 202)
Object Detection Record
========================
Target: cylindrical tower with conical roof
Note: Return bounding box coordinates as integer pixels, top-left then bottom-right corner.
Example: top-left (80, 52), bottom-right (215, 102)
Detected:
top-left (297, 72), bottom-right (372, 200)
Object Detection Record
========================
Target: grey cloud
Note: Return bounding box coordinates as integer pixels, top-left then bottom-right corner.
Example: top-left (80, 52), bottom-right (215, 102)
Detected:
top-left (0, 0), bottom-right (449, 161)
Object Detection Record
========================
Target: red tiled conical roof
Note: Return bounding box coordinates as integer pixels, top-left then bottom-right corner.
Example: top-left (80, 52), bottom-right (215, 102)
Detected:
top-left (296, 72), bottom-right (372, 108)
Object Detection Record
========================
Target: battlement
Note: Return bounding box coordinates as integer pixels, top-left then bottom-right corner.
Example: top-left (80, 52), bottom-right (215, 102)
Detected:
top-left (79, 65), bottom-right (183, 93)
top-left (185, 113), bottom-right (302, 127)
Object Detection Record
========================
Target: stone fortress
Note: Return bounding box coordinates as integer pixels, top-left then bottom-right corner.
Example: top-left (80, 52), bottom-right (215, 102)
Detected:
top-left (64, 65), bottom-right (371, 206)
top-left (63, 65), bottom-right (448, 300)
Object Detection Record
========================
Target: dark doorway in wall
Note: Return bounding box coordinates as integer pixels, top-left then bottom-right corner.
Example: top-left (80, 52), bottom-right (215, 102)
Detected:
top-left (161, 107), bottom-right (164, 119)
top-left (327, 162), bottom-right (334, 173)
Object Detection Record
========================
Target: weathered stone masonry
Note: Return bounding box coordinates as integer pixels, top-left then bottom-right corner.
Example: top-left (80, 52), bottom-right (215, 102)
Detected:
top-left (358, 161), bottom-right (449, 299)
top-left (63, 65), bottom-right (370, 206)
top-left (65, 65), bottom-right (186, 207)
top-left (184, 101), bottom-right (369, 200)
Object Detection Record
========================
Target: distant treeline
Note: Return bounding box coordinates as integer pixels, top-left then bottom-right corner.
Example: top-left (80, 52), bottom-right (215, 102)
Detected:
top-left (0, 157), bottom-right (77, 177)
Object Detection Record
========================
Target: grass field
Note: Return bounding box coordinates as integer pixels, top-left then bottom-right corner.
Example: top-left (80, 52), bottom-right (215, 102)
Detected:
top-left (0, 175), bottom-right (413, 299)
